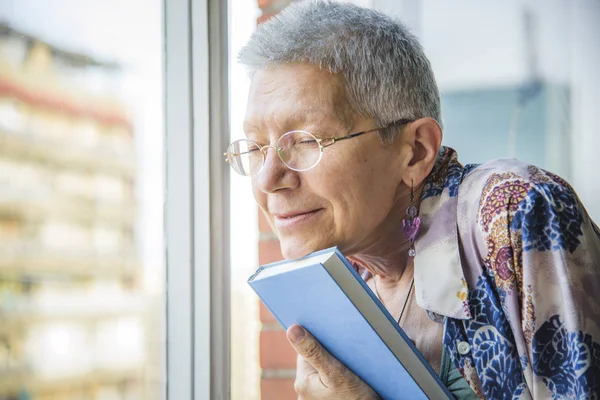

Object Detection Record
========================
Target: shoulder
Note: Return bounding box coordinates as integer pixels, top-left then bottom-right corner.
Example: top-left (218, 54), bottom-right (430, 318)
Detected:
top-left (460, 157), bottom-right (572, 195)
top-left (459, 158), bottom-right (597, 255)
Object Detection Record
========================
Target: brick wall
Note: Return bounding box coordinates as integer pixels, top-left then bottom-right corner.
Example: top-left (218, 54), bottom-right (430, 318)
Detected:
top-left (255, 2), bottom-right (297, 399)
top-left (258, 210), bottom-right (297, 400)
top-left (256, 0), bottom-right (293, 24)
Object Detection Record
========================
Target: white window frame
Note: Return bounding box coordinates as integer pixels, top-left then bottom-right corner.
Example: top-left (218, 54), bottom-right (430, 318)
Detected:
top-left (164, 0), bottom-right (230, 399)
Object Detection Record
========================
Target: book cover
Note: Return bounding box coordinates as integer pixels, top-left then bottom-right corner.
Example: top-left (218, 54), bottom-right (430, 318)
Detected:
top-left (248, 247), bottom-right (452, 400)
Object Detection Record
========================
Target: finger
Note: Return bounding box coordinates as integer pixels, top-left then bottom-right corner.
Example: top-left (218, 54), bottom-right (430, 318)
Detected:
top-left (295, 354), bottom-right (320, 396)
top-left (296, 354), bottom-right (318, 379)
top-left (287, 324), bottom-right (337, 380)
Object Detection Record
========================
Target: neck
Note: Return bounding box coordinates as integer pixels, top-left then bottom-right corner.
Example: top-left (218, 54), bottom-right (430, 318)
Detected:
top-left (346, 184), bottom-right (422, 284)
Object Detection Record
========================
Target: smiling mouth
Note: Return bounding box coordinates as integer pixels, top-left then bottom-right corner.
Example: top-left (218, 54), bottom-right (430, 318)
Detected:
top-left (273, 209), bottom-right (323, 228)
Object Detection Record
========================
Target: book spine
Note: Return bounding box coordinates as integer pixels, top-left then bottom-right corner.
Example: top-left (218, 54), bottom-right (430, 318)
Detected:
top-left (247, 266), bottom-right (265, 282)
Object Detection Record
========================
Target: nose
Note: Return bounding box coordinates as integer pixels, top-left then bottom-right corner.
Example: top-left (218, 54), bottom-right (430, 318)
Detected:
top-left (254, 145), bottom-right (297, 193)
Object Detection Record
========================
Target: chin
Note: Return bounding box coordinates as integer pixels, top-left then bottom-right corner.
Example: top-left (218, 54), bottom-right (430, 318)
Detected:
top-left (279, 241), bottom-right (311, 260)
top-left (278, 236), bottom-right (334, 260)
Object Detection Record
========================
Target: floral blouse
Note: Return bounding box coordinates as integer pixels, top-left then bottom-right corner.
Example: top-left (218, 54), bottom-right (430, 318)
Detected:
top-left (415, 147), bottom-right (600, 399)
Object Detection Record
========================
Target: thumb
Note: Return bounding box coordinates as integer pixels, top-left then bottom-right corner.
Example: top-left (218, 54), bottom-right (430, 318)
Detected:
top-left (287, 324), bottom-right (335, 378)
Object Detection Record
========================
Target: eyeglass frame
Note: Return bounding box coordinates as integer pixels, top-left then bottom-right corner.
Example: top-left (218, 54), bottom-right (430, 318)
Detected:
top-left (223, 118), bottom-right (414, 176)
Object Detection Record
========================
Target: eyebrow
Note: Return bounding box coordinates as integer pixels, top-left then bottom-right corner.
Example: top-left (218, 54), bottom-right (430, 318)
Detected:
top-left (244, 109), bottom-right (347, 137)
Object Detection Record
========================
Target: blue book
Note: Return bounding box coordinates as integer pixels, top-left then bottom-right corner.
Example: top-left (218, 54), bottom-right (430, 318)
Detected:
top-left (248, 247), bottom-right (452, 400)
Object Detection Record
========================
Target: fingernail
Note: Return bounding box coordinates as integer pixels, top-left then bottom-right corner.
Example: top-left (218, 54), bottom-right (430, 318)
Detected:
top-left (289, 325), bottom-right (306, 343)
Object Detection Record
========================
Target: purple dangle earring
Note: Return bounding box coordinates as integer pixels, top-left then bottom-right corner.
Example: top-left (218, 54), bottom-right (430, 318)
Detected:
top-left (402, 180), bottom-right (421, 257)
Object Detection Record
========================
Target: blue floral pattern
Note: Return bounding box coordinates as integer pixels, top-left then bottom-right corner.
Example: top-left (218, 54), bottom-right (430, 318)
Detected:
top-left (463, 163), bottom-right (481, 177)
top-left (417, 147), bottom-right (600, 398)
top-left (444, 274), bottom-right (525, 400)
top-left (511, 182), bottom-right (584, 253)
top-left (532, 315), bottom-right (600, 399)
top-left (421, 147), bottom-right (464, 200)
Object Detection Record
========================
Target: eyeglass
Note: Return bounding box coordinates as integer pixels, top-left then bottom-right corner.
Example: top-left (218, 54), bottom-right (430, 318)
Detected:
top-left (224, 119), bottom-right (413, 176)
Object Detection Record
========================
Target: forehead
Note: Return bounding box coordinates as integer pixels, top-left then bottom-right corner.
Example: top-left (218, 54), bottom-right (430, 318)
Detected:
top-left (244, 64), bottom-right (349, 133)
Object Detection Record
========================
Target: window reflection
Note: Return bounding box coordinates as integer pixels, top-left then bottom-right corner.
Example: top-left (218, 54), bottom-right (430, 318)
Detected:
top-left (0, 1), bottom-right (163, 399)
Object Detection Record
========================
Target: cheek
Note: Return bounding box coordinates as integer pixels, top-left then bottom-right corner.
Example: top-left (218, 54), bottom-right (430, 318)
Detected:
top-left (251, 179), bottom-right (265, 206)
top-left (331, 169), bottom-right (399, 230)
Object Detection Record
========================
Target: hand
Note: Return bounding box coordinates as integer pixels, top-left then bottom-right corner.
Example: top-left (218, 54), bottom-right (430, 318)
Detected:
top-left (286, 324), bottom-right (379, 400)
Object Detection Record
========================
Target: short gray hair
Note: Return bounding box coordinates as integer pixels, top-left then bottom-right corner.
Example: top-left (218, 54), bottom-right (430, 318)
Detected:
top-left (238, 0), bottom-right (441, 142)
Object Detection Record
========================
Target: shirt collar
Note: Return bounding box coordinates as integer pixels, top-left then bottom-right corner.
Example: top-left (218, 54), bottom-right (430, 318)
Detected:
top-left (413, 147), bottom-right (471, 320)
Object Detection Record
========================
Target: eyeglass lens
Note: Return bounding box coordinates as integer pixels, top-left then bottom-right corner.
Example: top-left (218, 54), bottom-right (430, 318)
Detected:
top-left (227, 131), bottom-right (322, 176)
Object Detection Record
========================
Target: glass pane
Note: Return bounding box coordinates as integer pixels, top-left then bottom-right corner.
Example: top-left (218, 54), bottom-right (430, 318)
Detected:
top-left (229, 0), bottom-right (261, 399)
top-left (0, 1), bottom-right (164, 399)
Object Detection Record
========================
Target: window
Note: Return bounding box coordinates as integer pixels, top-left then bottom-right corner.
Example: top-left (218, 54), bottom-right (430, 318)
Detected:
top-left (164, 0), bottom-right (229, 398)
top-left (229, 0), bottom-right (260, 398)
top-left (0, 0), bottom-right (164, 399)
top-left (3, 0), bottom-right (595, 399)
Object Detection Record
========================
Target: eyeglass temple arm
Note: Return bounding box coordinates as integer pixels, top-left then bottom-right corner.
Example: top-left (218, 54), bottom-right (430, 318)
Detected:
top-left (321, 119), bottom-right (413, 147)
top-left (224, 147), bottom-right (260, 159)
top-left (320, 128), bottom-right (380, 148)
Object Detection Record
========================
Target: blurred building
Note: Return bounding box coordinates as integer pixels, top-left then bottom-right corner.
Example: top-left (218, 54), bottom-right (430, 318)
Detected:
top-left (0, 23), bottom-right (151, 399)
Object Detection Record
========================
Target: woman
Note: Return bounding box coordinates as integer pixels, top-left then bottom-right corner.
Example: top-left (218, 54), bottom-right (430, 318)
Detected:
top-left (226, 1), bottom-right (600, 398)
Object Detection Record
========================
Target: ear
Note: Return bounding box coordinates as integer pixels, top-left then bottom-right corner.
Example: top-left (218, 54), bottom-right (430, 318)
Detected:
top-left (401, 118), bottom-right (442, 187)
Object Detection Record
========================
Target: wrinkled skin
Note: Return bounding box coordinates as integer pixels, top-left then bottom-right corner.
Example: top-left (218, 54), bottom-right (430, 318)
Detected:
top-left (287, 324), bottom-right (379, 400)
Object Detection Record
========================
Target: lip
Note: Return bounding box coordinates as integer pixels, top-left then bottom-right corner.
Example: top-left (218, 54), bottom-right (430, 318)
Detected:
top-left (272, 209), bottom-right (323, 228)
